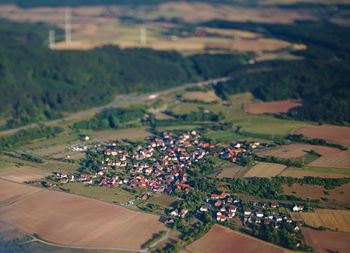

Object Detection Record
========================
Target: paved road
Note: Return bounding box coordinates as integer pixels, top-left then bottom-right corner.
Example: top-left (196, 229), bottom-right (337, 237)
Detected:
top-left (0, 77), bottom-right (231, 136)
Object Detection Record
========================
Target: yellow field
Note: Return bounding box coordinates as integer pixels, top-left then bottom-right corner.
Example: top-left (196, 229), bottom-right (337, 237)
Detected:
top-left (290, 209), bottom-right (350, 232)
top-left (182, 90), bottom-right (221, 103)
top-left (244, 162), bottom-right (286, 178)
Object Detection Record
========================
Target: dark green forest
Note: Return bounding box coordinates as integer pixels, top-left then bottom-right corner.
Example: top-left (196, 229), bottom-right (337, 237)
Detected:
top-left (208, 21), bottom-right (350, 124)
top-left (0, 20), bottom-right (243, 129)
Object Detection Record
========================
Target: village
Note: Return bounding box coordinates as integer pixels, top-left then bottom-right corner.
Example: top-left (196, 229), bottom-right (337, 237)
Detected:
top-left (33, 130), bottom-right (305, 234)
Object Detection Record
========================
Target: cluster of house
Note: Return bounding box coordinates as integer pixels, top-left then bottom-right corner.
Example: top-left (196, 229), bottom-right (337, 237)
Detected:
top-left (197, 191), bottom-right (303, 230)
top-left (88, 131), bottom-right (217, 193)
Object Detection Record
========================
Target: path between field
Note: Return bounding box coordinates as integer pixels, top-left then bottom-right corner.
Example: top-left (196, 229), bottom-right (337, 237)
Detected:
top-left (150, 229), bottom-right (171, 248)
top-left (0, 76), bottom-right (232, 136)
top-left (28, 237), bottom-right (148, 253)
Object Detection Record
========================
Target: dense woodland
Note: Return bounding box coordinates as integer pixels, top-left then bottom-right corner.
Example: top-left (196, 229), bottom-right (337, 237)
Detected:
top-left (208, 21), bottom-right (350, 124)
top-left (0, 21), bottom-right (243, 129)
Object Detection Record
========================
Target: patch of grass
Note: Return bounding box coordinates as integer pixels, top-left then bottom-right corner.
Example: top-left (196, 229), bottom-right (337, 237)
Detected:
top-left (290, 152), bottom-right (320, 165)
top-left (145, 194), bottom-right (181, 209)
top-left (234, 115), bottom-right (311, 136)
top-left (205, 130), bottom-right (245, 142)
top-left (59, 182), bottom-right (136, 203)
top-left (289, 166), bottom-right (350, 175)
top-left (0, 161), bottom-right (16, 170)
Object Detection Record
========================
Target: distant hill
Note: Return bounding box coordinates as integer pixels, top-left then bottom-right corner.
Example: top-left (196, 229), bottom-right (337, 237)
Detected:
top-left (0, 20), bottom-right (244, 129)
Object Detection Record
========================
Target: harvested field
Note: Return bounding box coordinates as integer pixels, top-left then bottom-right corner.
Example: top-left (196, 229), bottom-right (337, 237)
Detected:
top-left (0, 179), bottom-right (166, 249)
top-left (295, 125), bottom-right (350, 146)
top-left (258, 144), bottom-right (350, 169)
top-left (185, 224), bottom-right (285, 253)
top-left (245, 100), bottom-right (302, 114)
top-left (0, 166), bottom-right (49, 183)
top-left (153, 2), bottom-right (315, 23)
top-left (290, 209), bottom-right (350, 232)
top-left (182, 90), bottom-right (221, 103)
top-left (284, 183), bottom-right (350, 208)
top-left (302, 228), bottom-right (350, 253)
top-left (244, 162), bottom-right (286, 178)
top-left (216, 166), bottom-right (243, 178)
top-left (85, 127), bottom-right (152, 142)
top-left (280, 169), bottom-right (350, 178)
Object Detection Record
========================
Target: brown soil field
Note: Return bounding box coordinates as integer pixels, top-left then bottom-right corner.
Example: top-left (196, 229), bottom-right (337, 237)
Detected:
top-left (185, 224), bottom-right (285, 253)
top-left (302, 228), bottom-right (350, 253)
top-left (182, 90), bottom-right (221, 103)
top-left (284, 183), bottom-right (350, 209)
top-left (258, 144), bottom-right (350, 169)
top-left (280, 169), bottom-right (350, 178)
top-left (244, 162), bottom-right (286, 178)
top-left (309, 149), bottom-right (350, 169)
top-left (154, 2), bottom-right (315, 24)
top-left (295, 125), bottom-right (350, 146)
top-left (86, 127), bottom-right (152, 142)
top-left (0, 179), bottom-right (166, 249)
top-left (245, 100), bottom-right (302, 114)
top-left (290, 209), bottom-right (350, 232)
top-left (255, 52), bottom-right (304, 62)
top-left (0, 166), bottom-right (49, 183)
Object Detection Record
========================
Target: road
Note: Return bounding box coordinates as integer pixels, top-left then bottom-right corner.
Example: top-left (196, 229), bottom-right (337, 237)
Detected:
top-left (0, 76), bottom-right (231, 136)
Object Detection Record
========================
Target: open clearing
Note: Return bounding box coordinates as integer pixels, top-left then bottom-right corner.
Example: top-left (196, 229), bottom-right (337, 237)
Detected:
top-left (295, 125), bottom-right (350, 146)
top-left (244, 162), bottom-right (286, 178)
top-left (302, 228), bottom-right (350, 253)
top-left (0, 166), bottom-right (49, 183)
top-left (290, 209), bottom-right (350, 232)
top-left (185, 224), bottom-right (285, 253)
top-left (0, 179), bottom-right (166, 249)
top-left (284, 183), bottom-right (350, 209)
top-left (245, 100), bottom-right (302, 114)
top-left (182, 90), bottom-right (221, 103)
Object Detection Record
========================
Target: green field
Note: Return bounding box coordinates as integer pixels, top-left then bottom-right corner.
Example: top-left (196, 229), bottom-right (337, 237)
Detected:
top-left (234, 115), bottom-right (312, 136)
top-left (0, 161), bottom-right (16, 170)
top-left (145, 194), bottom-right (181, 209)
top-left (291, 153), bottom-right (321, 165)
top-left (288, 166), bottom-right (350, 175)
top-left (59, 183), bottom-right (138, 203)
top-left (205, 130), bottom-right (244, 142)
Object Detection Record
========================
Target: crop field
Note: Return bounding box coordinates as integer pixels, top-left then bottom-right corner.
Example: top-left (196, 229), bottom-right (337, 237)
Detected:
top-left (0, 166), bottom-right (49, 183)
top-left (216, 165), bottom-right (244, 178)
top-left (0, 4), bottom-right (308, 56)
top-left (150, 2), bottom-right (315, 24)
top-left (182, 90), bottom-right (221, 103)
top-left (244, 162), bottom-right (286, 178)
top-left (294, 125), bottom-right (350, 146)
top-left (84, 127), bottom-right (152, 142)
top-left (185, 225), bottom-right (285, 253)
top-left (244, 100), bottom-right (302, 115)
top-left (0, 179), bottom-right (166, 249)
top-left (257, 144), bottom-right (350, 169)
top-left (284, 183), bottom-right (350, 208)
top-left (290, 209), bottom-right (350, 232)
top-left (302, 228), bottom-right (350, 253)
top-left (280, 168), bottom-right (350, 178)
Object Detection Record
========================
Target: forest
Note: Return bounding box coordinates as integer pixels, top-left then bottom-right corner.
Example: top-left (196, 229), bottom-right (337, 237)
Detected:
top-left (0, 20), bottom-right (244, 129)
top-left (208, 21), bottom-right (350, 124)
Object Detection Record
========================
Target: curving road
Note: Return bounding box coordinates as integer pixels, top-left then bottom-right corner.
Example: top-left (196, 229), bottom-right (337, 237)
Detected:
top-left (0, 77), bottom-right (231, 136)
